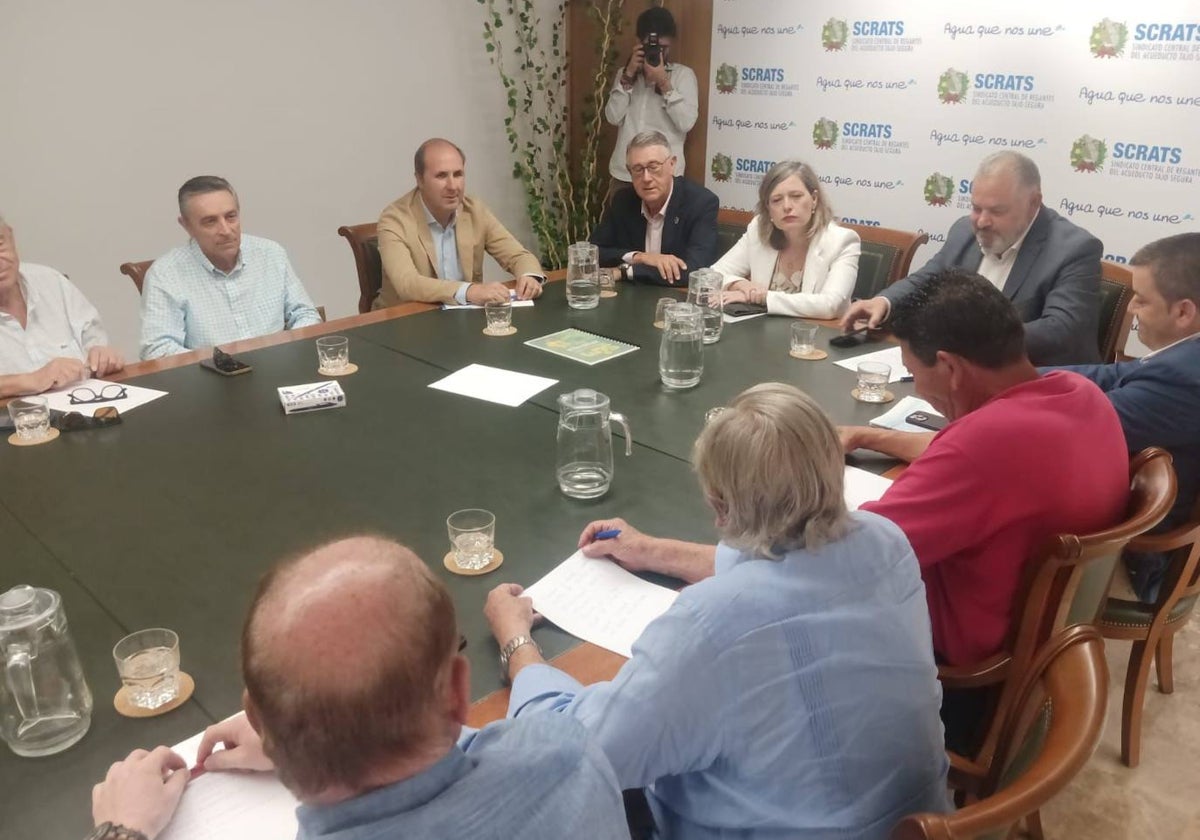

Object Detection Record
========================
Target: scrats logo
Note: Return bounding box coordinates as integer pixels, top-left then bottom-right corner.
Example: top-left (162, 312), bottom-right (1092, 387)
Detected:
top-left (715, 63), bottom-right (738, 94)
top-left (812, 118), bottom-right (839, 149)
top-left (822, 18), bottom-right (849, 51)
top-left (1090, 19), bottom-right (1128, 57)
top-left (710, 153), bottom-right (733, 182)
top-left (923, 173), bottom-right (955, 206)
top-left (937, 69), bottom-right (969, 103)
top-left (1071, 135), bottom-right (1108, 172)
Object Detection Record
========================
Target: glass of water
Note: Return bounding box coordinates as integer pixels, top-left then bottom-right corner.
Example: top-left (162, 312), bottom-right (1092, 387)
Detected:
top-left (790, 323), bottom-right (819, 357)
top-left (484, 300), bottom-right (513, 335)
top-left (113, 628), bottom-right (181, 710)
top-left (8, 396), bottom-right (51, 442)
top-left (566, 242), bottom-right (600, 310)
top-left (687, 268), bottom-right (724, 344)
top-left (659, 302), bottom-right (704, 389)
top-left (855, 361), bottom-right (892, 403)
top-left (447, 509), bottom-right (496, 571)
top-left (316, 336), bottom-right (350, 374)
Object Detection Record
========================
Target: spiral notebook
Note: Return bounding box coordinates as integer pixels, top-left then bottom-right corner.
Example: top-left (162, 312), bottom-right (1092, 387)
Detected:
top-left (524, 328), bottom-right (639, 366)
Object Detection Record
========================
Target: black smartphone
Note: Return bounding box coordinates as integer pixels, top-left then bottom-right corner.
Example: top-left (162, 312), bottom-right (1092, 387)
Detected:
top-left (829, 328), bottom-right (871, 348)
top-left (644, 32), bottom-right (662, 67)
top-left (906, 411), bottom-right (947, 432)
top-left (201, 348), bottom-right (252, 376)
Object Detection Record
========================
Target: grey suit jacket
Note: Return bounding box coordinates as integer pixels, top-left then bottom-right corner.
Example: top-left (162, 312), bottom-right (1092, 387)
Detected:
top-left (882, 207), bottom-right (1102, 365)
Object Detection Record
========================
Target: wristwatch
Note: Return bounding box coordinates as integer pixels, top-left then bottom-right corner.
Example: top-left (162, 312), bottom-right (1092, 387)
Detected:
top-left (85, 823), bottom-right (149, 840)
top-left (499, 634), bottom-right (541, 681)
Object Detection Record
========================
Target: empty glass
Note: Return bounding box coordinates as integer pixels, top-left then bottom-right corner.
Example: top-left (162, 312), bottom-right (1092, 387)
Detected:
top-left (600, 267), bottom-right (618, 298)
top-left (659, 302), bottom-right (704, 389)
top-left (687, 268), bottom-right (724, 344)
top-left (447, 509), bottom-right (496, 571)
top-left (855, 361), bottom-right (891, 403)
top-left (790, 323), bottom-right (819, 357)
top-left (316, 336), bottom-right (351, 374)
top-left (113, 628), bottom-right (180, 711)
top-left (566, 242), bottom-right (600, 310)
top-left (484, 300), bottom-right (513, 335)
top-left (653, 297), bottom-right (675, 329)
top-left (7, 397), bottom-right (51, 442)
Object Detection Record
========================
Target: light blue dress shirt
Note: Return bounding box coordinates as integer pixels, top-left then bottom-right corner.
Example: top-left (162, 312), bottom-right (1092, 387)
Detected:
top-left (419, 199), bottom-right (471, 305)
top-left (139, 235), bottom-right (322, 359)
top-left (294, 713), bottom-right (628, 840)
top-left (510, 511), bottom-right (950, 839)
top-left (0, 264), bottom-right (108, 374)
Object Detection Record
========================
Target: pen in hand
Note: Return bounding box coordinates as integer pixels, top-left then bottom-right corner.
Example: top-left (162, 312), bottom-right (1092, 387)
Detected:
top-left (592, 528), bottom-right (622, 541)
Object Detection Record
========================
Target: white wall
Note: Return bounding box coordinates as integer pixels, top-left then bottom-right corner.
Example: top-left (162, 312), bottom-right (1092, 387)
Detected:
top-left (0, 0), bottom-right (546, 356)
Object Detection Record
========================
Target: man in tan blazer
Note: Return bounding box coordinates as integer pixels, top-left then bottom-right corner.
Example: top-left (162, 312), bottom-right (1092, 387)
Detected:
top-left (374, 138), bottom-right (545, 308)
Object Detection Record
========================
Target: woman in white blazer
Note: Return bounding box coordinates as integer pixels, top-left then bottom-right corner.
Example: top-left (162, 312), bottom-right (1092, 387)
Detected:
top-left (712, 161), bottom-right (860, 319)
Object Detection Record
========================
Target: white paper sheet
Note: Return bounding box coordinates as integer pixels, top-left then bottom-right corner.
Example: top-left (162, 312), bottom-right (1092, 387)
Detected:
top-left (722, 311), bottom-right (766, 324)
top-left (843, 465), bottom-right (893, 511)
top-left (833, 345), bottom-right (910, 382)
top-left (42, 378), bottom-right (167, 417)
top-left (428, 363), bottom-right (558, 407)
top-left (525, 550), bottom-right (680, 658)
top-left (158, 719), bottom-right (298, 840)
top-left (868, 395), bottom-right (942, 434)
top-left (441, 291), bottom-right (536, 310)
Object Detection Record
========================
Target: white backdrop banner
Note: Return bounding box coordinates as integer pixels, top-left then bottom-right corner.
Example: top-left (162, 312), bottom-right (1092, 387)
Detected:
top-left (705, 0), bottom-right (1200, 355)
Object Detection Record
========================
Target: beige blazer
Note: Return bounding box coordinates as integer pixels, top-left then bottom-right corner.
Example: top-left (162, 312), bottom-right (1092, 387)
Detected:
top-left (375, 189), bottom-right (543, 308)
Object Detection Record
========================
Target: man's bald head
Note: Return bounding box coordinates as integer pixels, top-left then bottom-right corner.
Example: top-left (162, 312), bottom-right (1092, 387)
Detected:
top-left (242, 536), bottom-right (459, 799)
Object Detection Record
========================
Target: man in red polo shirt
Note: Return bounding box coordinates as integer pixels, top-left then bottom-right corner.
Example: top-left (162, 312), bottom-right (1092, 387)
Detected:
top-left (840, 269), bottom-right (1128, 668)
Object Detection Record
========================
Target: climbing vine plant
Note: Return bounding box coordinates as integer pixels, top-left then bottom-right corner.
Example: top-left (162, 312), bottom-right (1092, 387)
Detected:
top-left (479, 0), bottom-right (624, 269)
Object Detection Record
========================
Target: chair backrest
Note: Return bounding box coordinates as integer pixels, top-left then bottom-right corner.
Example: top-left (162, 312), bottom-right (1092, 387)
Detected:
top-left (337, 223), bottom-right (383, 313)
top-left (891, 626), bottom-right (1108, 840)
top-left (841, 223), bottom-right (929, 289)
top-left (969, 447), bottom-right (1175, 767)
top-left (716, 207), bottom-right (753, 258)
top-left (119, 260), bottom-right (153, 294)
top-left (1098, 261), bottom-right (1134, 361)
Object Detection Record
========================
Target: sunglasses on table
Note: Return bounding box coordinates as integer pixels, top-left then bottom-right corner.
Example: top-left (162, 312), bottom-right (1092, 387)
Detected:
top-left (68, 384), bottom-right (128, 405)
top-left (53, 406), bottom-right (123, 432)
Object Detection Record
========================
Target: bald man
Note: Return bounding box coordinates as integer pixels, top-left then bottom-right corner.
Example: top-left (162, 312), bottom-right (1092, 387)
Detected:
top-left (374, 138), bottom-right (545, 308)
top-left (87, 537), bottom-right (627, 840)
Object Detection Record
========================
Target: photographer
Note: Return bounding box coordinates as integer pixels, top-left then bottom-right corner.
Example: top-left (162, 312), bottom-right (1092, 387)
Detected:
top-left (605, 7), bottom-right (698, 187)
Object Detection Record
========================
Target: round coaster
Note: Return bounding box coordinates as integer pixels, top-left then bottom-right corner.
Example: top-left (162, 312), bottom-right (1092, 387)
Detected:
top-left (7, 428), bottom-right (60, 447)
top-left (482, 326), bottom-right (518, 337)
top-left (851, 388), bottom-right (895, 404)
top-left (789, 348), bottom-right (829, 361)
top-left (114, 671), bottom-right (195, 718)
top-left (318, 363), bottom-right (359, 376)
top-left (443, 548), bottom-right (505, 577)
top-left (600, 290), bottom-right (619, 298)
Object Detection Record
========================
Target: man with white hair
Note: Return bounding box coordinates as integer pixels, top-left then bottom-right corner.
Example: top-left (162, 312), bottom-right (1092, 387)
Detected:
top-left (842, 151), bottom-right (1103, 365)
top-left (0, 214), bottom-right (124, 397)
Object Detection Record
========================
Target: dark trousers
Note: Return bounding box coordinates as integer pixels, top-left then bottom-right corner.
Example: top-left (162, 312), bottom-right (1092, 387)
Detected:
top-left (623, 788), bottom-right (657, 840)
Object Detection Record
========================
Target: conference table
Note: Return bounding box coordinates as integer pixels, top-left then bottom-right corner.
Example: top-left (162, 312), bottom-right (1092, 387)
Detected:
top-left (0, 280), bottom-right (913, 837)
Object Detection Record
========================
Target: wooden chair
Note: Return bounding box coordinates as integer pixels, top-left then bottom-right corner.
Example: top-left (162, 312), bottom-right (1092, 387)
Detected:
top-left (891, 626), bottom-right (1108, 840)
top-left (337, 222), bottom-right (383, 313)
top-left (715, 207), bottom-right (752, 258)
top-left (841, 223), bottom-right (929, 299)
top-left (939, 447), bottom-right (1175, 780)
top-left (1098, 260), bottom-right (1134, 362)
top-left (119, 260), bottom-right (153, 293)
top-left (1099, 493), bottom-right (1200, 767)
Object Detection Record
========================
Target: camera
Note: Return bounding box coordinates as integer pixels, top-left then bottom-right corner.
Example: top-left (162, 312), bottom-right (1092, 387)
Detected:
top-left (643, 32), bottom-right (663, 67)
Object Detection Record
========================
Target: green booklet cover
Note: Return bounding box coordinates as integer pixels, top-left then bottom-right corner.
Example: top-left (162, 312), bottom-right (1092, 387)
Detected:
top-left (524, 328), bottom-right (640, 366)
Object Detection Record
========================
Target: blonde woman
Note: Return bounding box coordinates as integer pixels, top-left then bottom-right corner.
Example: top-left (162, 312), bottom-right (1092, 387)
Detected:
top-left (486, 383), bottom-right (948, 839)
top-left (712, 160), bottom-right (860, 318)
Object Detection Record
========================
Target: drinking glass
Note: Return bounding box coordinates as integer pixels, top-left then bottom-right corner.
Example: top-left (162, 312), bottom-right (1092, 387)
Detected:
top-left (687, 268), bottom-right (724, 344)
top-left (855, 361), bottom-right (891, 403)
top-left (7, 397), bottom-right (51, 441)
top-left (484, 300), bottom-right (513, 334)
top-left (790, 323), bottom-right (819, 357)
top-left (659, 302), bottom-right (704, 389)
top-left (565, 242), bottom-right (600, 310)
top-left (446, 509), bottom-right (496, 571)
top-left (113, 628), bottom-right (181, 710)
top-left (316, 336), bottom-right (350, 374)
top-left (653, 297), bottom-right (675, 329)
top-left (599, 267), bottom-right (618, 298)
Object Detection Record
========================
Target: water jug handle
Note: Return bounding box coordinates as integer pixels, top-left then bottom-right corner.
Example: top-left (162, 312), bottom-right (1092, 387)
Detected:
top-left (610, 411), bottom-right (633, 456)
top-left (4, 643), bottom-right (41, 727)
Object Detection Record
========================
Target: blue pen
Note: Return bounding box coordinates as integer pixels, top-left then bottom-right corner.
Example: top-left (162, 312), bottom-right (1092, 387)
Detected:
top-left (592, 528), bottom-right (622, 541)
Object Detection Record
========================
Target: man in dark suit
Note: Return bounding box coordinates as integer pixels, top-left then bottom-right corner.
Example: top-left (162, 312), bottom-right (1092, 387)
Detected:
top-left (842, 152), bottom-right (1103, 365)
top-left (1051, 233), bottom-right (1200, 602)
top-left (590, 130), bottom-right (718, 286)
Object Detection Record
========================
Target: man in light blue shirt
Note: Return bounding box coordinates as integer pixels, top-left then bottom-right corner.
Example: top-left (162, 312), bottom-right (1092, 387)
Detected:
top-left (139, 176), bottom-right (322, 359)
top-left (88, 536), bottom-right (628, 840)
top-left (487, 384), bottom-right (950, 839)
